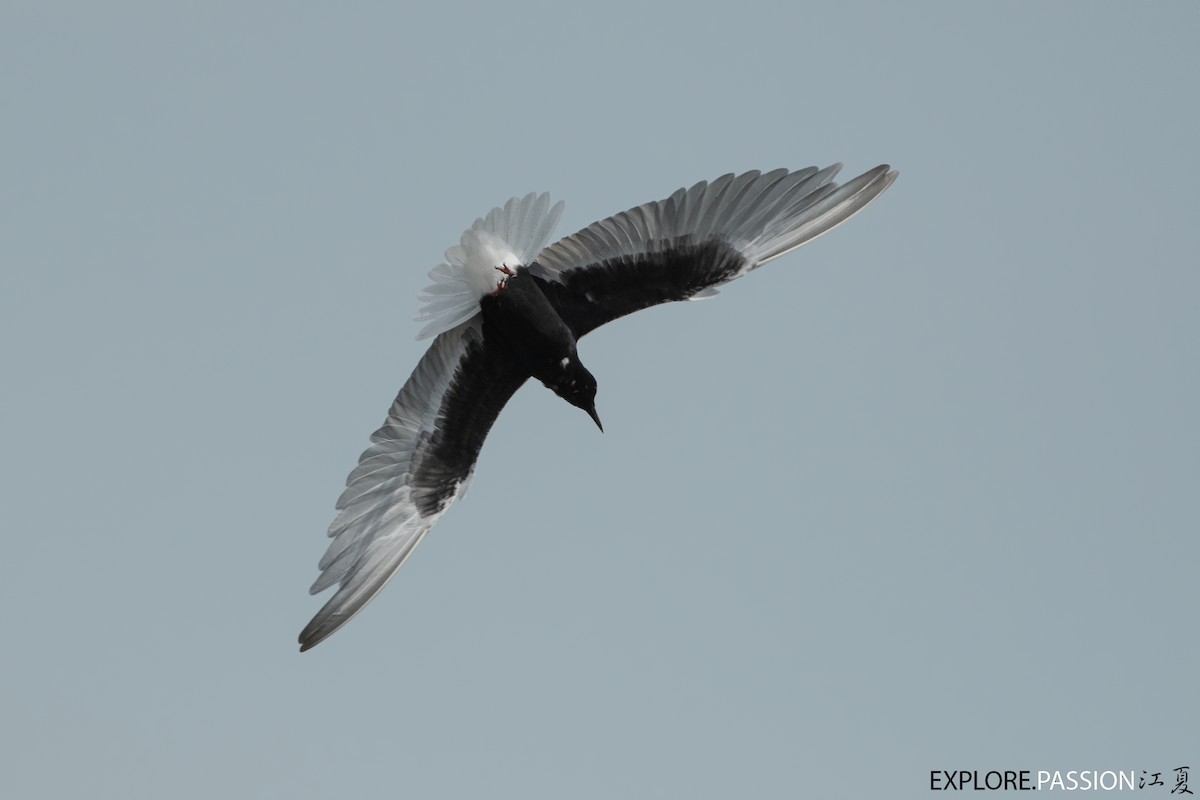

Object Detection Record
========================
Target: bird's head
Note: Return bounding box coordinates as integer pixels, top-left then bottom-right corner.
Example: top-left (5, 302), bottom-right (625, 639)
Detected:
top-left (551, 357), bottom-right (602, 432)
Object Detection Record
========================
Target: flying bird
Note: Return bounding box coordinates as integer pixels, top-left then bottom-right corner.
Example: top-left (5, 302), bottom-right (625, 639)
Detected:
top-left (300, 163), bottom-right (898, 650)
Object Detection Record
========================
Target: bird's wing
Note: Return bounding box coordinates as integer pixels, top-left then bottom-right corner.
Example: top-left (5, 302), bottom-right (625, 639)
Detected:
top-left (529, 165), bottom-right (897, 337)
top-left (414, 192), bottom-right (565, 340)
top-left (299, 318), bottom-right (529, 651)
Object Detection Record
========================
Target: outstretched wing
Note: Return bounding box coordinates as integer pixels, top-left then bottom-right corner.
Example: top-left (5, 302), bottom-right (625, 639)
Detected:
top-left (529, 165), bottom-right (897, 337)
top-left (299, 318), bottom-right (529, 651)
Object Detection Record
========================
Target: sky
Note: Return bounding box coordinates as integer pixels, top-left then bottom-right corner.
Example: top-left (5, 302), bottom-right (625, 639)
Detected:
top-left (2, 2), bottom-right (1197, 797)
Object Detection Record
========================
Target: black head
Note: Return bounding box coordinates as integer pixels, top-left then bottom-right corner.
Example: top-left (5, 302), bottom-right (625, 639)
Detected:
top-left (551, 357), bottom-right (602, 432)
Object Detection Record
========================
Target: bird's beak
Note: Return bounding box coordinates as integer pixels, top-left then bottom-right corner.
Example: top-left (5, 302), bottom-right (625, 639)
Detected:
top-left (586, 405), bottom-right (604, 432)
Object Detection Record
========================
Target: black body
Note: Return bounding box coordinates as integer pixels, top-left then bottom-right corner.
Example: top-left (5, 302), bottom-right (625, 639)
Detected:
top-left (480, 269), bottom-right (582, 389)
top-left (412, 245), bottom-right (751, 515)
top-left (481, 268), bottom-right (600, 425)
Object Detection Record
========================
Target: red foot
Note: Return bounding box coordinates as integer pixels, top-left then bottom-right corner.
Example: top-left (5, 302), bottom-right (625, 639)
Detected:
top-left (489, 264), bottom-right (516, 296)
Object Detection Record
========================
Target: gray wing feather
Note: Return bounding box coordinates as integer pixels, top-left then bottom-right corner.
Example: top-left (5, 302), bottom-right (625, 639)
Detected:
top-left (532, 164), bottom-right (897, 282)
top-left (299, 322), bottom-right (480, 651)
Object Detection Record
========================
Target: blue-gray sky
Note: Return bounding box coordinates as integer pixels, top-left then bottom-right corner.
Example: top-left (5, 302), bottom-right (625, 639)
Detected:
top-left (2, 2), bottom-right (1197, 797)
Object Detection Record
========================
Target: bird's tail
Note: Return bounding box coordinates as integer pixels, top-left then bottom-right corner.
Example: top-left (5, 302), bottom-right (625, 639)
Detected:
top-left (414, 192), bottom-right (565, 340)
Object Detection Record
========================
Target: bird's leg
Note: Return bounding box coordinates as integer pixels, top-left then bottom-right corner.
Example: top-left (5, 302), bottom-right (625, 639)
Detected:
top-left (489, 264), bottom-right (516, 296)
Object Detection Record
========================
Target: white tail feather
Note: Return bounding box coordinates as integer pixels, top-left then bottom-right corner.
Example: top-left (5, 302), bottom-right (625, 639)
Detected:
top-left (414, 192), bottom-right (565, 340)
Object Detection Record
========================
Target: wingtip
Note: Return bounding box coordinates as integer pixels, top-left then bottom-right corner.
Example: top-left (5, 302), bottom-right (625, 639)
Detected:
top-left (872, 165), bottom-right (900, 197)
top-left (871, 164), bottom-right (899, 184)
top-left (298, 622), bottom-right (323, 652)
top-left (298, 617), bottom-right (336, 652)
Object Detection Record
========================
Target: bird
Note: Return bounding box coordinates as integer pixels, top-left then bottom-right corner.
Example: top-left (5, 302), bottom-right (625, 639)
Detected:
top-left (299, 163), bottom-right (898, 651)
